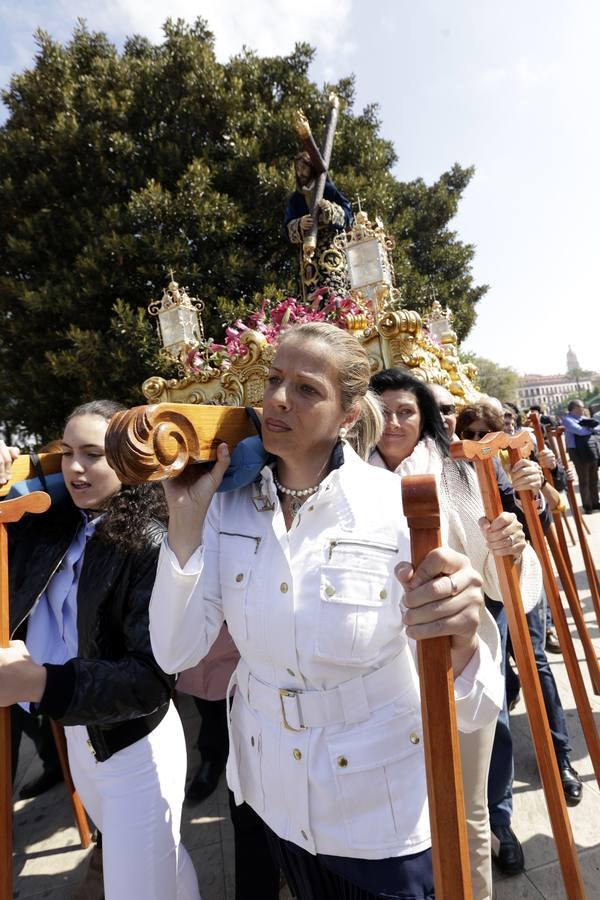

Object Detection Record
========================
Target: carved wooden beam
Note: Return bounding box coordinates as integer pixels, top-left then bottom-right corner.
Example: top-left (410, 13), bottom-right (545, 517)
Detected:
top-left (104, 403), bottom-right (261, 484)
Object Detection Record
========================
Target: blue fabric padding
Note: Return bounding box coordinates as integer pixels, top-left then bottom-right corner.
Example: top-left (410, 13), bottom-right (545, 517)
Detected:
top-left (217, 436), bottom-right (268, 493)
top-left (7, 473), bottom-right (68, 503)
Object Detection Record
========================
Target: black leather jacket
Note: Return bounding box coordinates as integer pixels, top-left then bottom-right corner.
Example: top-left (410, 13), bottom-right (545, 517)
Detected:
top-left (9, 497), bottom-right (174, 762)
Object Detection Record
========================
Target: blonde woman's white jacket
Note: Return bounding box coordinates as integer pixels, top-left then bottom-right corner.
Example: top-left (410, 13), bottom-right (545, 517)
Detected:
top-left (150, 443), bottom-right (503, 860)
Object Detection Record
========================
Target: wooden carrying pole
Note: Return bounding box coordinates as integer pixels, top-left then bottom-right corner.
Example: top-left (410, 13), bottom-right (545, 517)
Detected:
top-left (529, 414), bottom-right (600, 695)
top-left (49, 722), bottom-right (91, 848)
top-left (561, 508), bottom-right (577, 546)
top-left (552, 426), bottom-right (600, 628)
top-left (402, 475), bottom-right (472, 900)
top-left (545, 523), bottom-right (600, 696)
top-left (548, 427), bottom-right (591, 537)
top-left (0, 492), bottom-right (52, 900)
top-left (507, 433), bottom-right (600, 786)
top-left (450, 433), bottom-right (587, 898)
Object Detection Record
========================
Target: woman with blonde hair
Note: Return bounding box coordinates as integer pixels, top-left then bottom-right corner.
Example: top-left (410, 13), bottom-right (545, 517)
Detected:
top-left (149, 322), bottom-right (504, 900)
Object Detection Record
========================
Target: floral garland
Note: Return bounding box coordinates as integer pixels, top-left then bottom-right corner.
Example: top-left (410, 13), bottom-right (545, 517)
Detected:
top-left (186, 288), bottom-right (374, 374)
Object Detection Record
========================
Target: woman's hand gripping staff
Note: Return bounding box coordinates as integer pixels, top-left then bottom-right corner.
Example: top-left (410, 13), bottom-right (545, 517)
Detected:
top-left (396, 546), bottom-right (483, 678)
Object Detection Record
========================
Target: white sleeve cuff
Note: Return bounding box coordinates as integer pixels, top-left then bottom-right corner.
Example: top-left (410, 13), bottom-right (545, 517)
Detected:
top-left (162, 535), bottom-right (205, 574)
top-left (454, 613), bottom-right (504, 733)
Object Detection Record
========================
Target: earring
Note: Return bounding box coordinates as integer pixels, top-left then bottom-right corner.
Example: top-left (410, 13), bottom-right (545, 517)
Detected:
top-left (339, 426), bottom-right (348, 440)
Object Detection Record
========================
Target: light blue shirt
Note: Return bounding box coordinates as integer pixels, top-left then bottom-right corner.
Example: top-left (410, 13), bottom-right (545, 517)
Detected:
top-left (21, 513), bottom-right (101, 712)
top-left (562, 413), bottom-right (600, 450)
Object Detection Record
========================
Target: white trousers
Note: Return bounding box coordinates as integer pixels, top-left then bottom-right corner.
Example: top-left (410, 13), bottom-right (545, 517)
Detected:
top-left (66, 703), bottom-right (200, 900)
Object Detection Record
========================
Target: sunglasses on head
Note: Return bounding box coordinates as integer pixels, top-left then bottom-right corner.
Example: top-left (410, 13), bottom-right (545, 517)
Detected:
top-left (463, 428), bottom-right (489, 441)
top-left (438, 404), bottom-right (456, 415)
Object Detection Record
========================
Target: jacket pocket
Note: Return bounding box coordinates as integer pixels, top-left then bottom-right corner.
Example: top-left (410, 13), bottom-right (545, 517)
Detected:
top-left (316, 541), bottom-right (397, 663)
top-left (218, 532), bottom-right (260, 643)
top-left (327, 712), bottom-right (428, 851)
top-left (230, 691), bottom-right (265, 814)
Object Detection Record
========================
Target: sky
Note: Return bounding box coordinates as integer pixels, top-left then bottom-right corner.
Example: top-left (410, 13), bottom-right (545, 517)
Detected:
top-left (1, 0), bottom-right (598, 377)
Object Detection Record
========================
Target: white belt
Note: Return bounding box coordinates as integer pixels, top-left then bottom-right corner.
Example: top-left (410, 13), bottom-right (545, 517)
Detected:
top-left (235, 653), bottom-right (416, 732)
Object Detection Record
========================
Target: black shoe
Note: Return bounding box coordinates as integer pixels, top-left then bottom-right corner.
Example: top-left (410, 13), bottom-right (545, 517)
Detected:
top-left (508, 691), bottom-right (521, 712)
top-left (184, 758), bottom-right (224, 805)
top-left (491, 824), bottom-right (525, 875)
top-left (19, 765), bottom-right (64, 799)
top-left (559, 760), bottom-right (583, 806)
top-left (583, 506), bottom-right (593, 514)
top-left (545, 628), bottom-right (562, 654)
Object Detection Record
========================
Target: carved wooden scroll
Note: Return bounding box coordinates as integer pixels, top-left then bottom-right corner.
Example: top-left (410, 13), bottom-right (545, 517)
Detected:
top-left (450, 431), bottom-right (586, 898)
top-left (104, 403), bottom-right (260, 484)
top-left (402, 475), bottom-right (472, 899)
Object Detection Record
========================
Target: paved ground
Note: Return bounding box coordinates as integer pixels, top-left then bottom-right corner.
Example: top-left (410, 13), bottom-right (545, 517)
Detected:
top-left (11, 501), bottom-right (600, 899)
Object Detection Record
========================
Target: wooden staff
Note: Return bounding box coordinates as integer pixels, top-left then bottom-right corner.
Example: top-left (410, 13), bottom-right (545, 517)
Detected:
top-left (507, 433), bottom-right (600, 785)
top-left (49, 721), bottom-right (91, 847)
top-left (545, 524), bottom-right (600, 695)
top-left (530, 413), bottom-right (574, 568)
top-left (402, 475), bottom-right (472, 900)
top-left (450, 433), bottom-right (587, 898)
top-left (0, 492), bottom-right (51, 900)
top-left (548, 428), bottom-right (592, 537)
top-left (552, 426), bottom-right (600, 627)
top-left (529, 414), bottom-right (600, 695)
top-left (105, 402), bottom-right (260, 484)
top-left (561, 508), bottom-right (577, 547)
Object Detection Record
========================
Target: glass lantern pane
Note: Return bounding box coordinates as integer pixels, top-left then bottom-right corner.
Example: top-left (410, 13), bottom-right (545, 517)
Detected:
top-left (158, 306), bottom-right (199, 350)
top-left (347, 240), bottom-right (385, 288)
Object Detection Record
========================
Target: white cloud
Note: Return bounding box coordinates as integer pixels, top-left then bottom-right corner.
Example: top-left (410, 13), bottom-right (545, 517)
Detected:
top-left (45, 0), bottom-right (353, 61)
top-left (479, 56), bottom-right (559, 90)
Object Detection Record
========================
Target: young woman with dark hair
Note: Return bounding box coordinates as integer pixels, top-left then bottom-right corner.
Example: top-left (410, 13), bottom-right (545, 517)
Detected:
top-left (0, 400), bottom-right (200, 900)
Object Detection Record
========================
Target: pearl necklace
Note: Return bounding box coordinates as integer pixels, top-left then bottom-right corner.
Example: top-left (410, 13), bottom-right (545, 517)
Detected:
top-left (272, 473), bottom-right (320, 519)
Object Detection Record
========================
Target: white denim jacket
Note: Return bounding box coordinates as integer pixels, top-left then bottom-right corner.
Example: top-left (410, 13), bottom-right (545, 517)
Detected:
top-left (150, 444), bottom-right (503, 859)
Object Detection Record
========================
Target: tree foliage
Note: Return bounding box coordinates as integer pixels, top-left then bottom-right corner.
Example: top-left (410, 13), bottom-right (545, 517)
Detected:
top-left (0, 19), bottom-right (487, 439)
top-left (461, 353), bottom-right (520, 404)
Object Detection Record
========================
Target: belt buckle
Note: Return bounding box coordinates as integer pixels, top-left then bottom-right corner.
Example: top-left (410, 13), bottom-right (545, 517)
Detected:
top-left (279, 689), bottom-right (306, 732)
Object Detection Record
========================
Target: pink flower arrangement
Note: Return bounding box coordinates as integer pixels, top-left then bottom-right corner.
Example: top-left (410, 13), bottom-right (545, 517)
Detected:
top-left (186, 289), bottom-right (373, 374)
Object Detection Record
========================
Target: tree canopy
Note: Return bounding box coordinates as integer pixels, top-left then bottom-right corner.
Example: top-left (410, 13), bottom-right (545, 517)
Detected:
top-left (461, 354), bottom-right (520, 404)
top-left (0, 18), bottom-right (488, 439)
